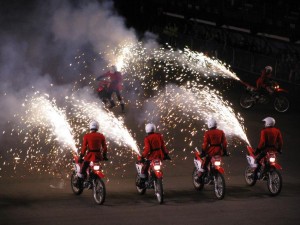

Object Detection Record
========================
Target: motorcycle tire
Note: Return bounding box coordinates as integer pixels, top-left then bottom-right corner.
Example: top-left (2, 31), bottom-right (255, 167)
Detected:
top-left (154, 177), bottom-right (164, 204)
top-left (70, 171), bottom-right (83, 195)
top-left (274, 95), bottom-right (289, 113)
top-left (239, 93), bottom-right (255, 109)
top-left (244, 166), bottom-right (257, 186)
top-left (135, 174), bottom-right (146, 195)
top-left (214, 172), bottom-right (225, 200)
top-left (93, 177), bottom-right (106, 205)
top-left (192, 167), bottom-right (204, 191)
top-left (267, 169), bottom-right (282, 196)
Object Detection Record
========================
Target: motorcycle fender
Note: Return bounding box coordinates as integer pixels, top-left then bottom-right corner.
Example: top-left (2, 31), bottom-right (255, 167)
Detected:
top-left (272, 163), bottom-right (282, 170)
top-left (135, 163), bottom-right (145, 178)
top-left (75, 164), bottom-right (81, 173)
top-left (276, 88), bottom-right (288, 94)
top-left (154, 170), bottom-right (163, 179)
top-left (215, 167), bottom-right (225, 174)
top-left (246, 155), bottom-right (257, 168)
top-left (94, 170), bottom-right (105, 178)
top-left (194, 158), bottom-right (204, 172)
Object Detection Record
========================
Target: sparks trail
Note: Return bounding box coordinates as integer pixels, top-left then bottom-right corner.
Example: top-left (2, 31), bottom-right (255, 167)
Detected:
top-left (1, 42), bottom-right (249, 177)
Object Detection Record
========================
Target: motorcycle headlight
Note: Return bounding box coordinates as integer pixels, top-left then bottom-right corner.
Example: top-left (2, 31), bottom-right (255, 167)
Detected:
top-left (269, 157), bottom-right (276, 163)
top-left (214, 161), bottom-right (221, 166)
top-left (154, 165), bottom-right (161, 171)
top-left (93, 165), bottom-right (100, 170)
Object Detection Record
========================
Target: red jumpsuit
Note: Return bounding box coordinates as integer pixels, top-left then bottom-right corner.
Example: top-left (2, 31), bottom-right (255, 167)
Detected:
top-left (102, 71), bottom-right (123, 91)
top-left (202, 128), bottom-right (228, 157)
top-left (81, 131), bottom-right (107, 162)
top-left (257, 127), bottom-right (283, 152)
top-left (256, 69), bottom-right (272, 91)
top-left (142, 133), bottom-right (168, 160)
top-left (201, 128), bottom-right (227, 171)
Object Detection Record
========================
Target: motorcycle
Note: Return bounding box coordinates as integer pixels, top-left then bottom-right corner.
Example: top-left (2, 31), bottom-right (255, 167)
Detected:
top-left (244, 146), bottom-right (282, 196)
top-left (70, 153), bottom-right (106, 205)
top-left (239, 80), bottom-right (290, 113)
top-left (192, 148), bottom-right (226, 200)
top-left (135, 156), bottom-right (164, 204)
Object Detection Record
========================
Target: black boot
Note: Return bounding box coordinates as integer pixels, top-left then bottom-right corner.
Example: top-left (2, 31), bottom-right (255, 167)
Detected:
top-left (121, 103), bottom-right (125, 113)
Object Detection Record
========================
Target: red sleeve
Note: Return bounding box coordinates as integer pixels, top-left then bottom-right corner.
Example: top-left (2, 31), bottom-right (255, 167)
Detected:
top-left (221, 131), bottom-right (228, 151)
top-left (277, 130), bottom-right (283, 150)
top-left (142, 137), bottom-right (150, 158)
top-left (101, 134), bottom-right (107, 154)
top-left (202, 132), bottom-right (209, 152)
top-left (160, 134), bottom-right (168, 154)
top-left (257, 130), bottom-right (265, 150)
top-left (81, 134), bottom-right (88, 156)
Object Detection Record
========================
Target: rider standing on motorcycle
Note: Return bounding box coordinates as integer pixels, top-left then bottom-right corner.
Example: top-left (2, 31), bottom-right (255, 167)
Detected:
top-left (140, 123), bottom-right (171, 179)
top-left (200, 118), bottom-right (229, 173)
top-left (254, 117), bottom-right (283, 179)
top-left (78, 121), bottom-right (108, 180)
top-left (96, 65), bottom-right (125, 113)
top-left (256, 66), bottom-right (273, 96)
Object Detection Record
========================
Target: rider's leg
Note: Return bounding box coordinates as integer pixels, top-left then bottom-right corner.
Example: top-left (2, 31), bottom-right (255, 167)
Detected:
top-left (116, 90), bottom-right (125, 112)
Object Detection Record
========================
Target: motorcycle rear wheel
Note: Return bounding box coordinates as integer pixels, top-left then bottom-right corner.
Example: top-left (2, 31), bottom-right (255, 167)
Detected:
top-left (274, 95), bottom-right (289, 113)
top-left (244, 166), bottom-right (257, 186)
top-left (214, 172), bottom-right (225, 200)
top-left (192, 167), bottom-right (204, 190)
top-left (135, 174), bottom-right (146, 195)
top-left (93, 177), bottom-right (106, 205)
top-left (240, 93), bottom-right (255, 109)
top-left (154, 178), bottom-right (164, 204)
top-left (267, 169), bottom-right (282, 196)
top-left (70, 171), bottom-right (83, 195)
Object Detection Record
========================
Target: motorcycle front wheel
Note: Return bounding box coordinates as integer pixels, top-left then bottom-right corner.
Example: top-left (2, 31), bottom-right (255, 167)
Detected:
top-left (244, 166), bottom-right (257, 186)
top-left (70, 171), bottom-right (83, 195)
top-left (154, 178), bottom-right (164, 204)
top-left (274, 95), bottom-right (289, 113)
top-left (93, 177), bottom-right (106, 205)
top-left (214, 172), bottom-right (225, 200)
top-left (267, 169), bottom-right (282, 196)
top-left (192, 167), bottom-right (204, 191)
top-left (240, 93), bottom-right (255, 109)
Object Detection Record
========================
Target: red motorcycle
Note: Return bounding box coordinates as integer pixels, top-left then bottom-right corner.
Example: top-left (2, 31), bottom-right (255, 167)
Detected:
top-left (244, 146), bottom-right (282, 196)
top-left (135, 156), bottom-right (164, 204)
top-left (239, 80), bottom-right (290, 113)
top-left (70, 153), bottom-right (106, 204)
top-left (192, 148), bottom-right (226, 200)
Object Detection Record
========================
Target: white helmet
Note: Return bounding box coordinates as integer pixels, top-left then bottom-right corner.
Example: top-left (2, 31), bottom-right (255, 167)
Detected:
top-left (145, 123), bottom-right (156, 133)
top-left (262, 117), bottom-right (275, 127)
top-left (89, 120), bottom-right (99, 130)
top-left (265, 66), bottom-right (272, 73)
top-left (110, 65), bottom-right (117, 73)
top-left (207, 118), bottom-right (217, 129)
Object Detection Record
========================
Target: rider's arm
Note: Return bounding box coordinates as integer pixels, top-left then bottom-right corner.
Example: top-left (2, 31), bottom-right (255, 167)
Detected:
top-left (257, 130), bottom-right (266, 151)
top-left (142, 137), bottom-right (150, 158)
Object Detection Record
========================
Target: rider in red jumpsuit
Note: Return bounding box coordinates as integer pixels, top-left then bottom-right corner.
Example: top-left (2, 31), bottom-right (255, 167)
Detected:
top-left (78, 121), bottom-right (108, 179)
top-left (254, 117), bottom-right (283, 179)
top-left (256, 66), bottom-right (273, 95)
top-left (201, 118), bottom-right (229, 172)
top-left (96, 65), bottom-right (125, 112)
top-left (140, 123), bottom-right (171, 179)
